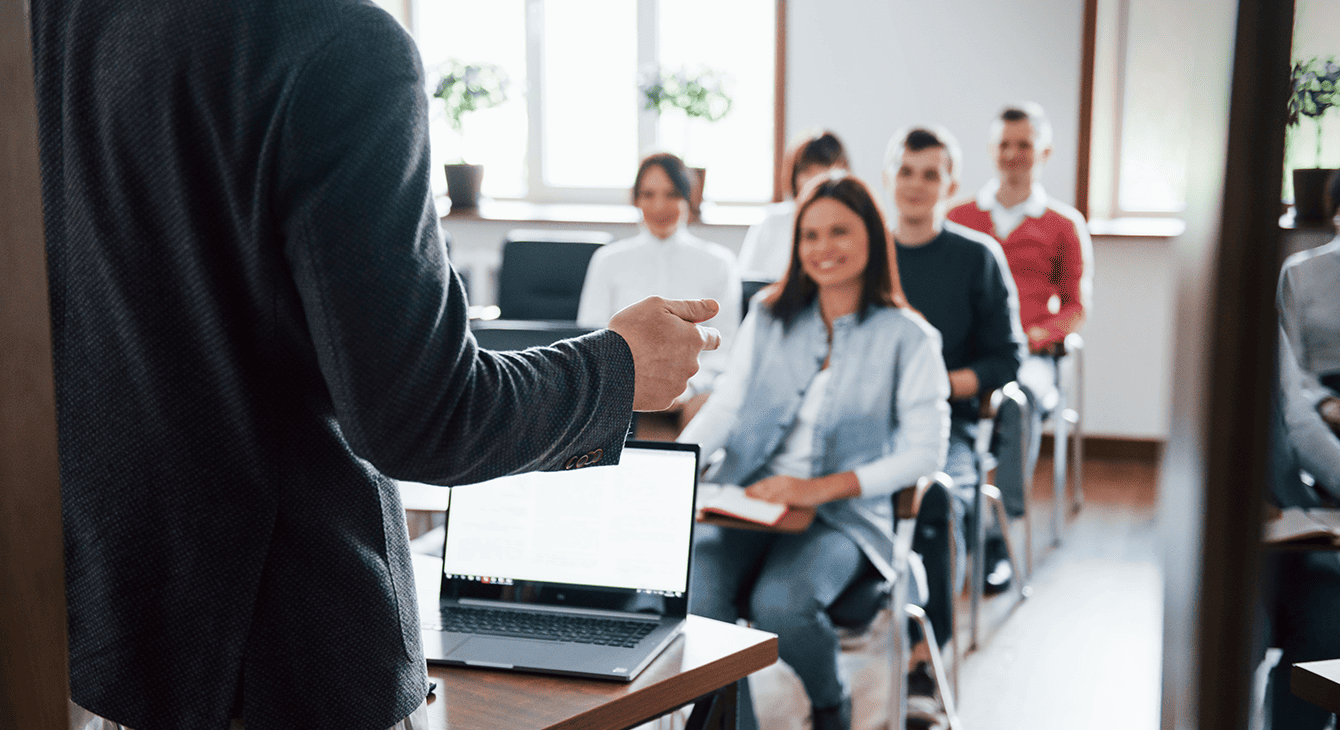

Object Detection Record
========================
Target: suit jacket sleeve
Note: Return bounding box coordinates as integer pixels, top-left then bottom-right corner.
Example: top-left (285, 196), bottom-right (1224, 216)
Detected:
top-left (274, 10), bottom-right (634, 484)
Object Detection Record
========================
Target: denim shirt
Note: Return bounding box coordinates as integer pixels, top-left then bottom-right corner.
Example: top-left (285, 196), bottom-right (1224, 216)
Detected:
top-left (680, 297), bottom-right (949, 562)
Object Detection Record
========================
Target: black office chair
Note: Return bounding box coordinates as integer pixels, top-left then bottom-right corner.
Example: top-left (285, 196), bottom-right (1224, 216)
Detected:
top-left (470, 320), bottom-right (596, 351)
top-left (496, 229), bottom-right (613, 321)
top-left (739, 277), bottom-right (774, 321)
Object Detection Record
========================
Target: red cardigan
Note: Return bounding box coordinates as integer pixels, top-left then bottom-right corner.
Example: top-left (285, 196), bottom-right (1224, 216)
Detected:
top-left (947, 199), bottom-right (1092, 351)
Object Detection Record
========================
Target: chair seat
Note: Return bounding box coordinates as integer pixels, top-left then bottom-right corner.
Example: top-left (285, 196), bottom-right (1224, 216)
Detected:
top-left (828, 566), bottom-right (889, 633)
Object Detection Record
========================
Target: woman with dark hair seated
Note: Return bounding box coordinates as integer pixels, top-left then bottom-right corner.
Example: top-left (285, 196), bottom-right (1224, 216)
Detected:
top-left (737, 130), bottom-right (850, 280)
top-left (679, 173), bottom-right (949, 730)
top-left (578, 152), bottom-right (740, 411)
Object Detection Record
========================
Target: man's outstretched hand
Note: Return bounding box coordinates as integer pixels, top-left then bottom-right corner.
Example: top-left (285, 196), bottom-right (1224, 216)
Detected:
top-left (608, 297), bottom-right (721, 412)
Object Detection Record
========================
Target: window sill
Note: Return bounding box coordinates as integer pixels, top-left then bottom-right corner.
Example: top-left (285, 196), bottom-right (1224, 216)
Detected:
top-left (1086, 217), bottom-right (1185, 239)
top-left (437, 197), bottom-right (769, 228)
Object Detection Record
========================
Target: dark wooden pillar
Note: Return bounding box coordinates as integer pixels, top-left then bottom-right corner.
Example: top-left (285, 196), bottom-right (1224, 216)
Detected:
top-left (0, 1), bottom-right (70, 727)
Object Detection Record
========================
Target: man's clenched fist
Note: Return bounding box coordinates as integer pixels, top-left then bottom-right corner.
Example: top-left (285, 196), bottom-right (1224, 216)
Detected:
top-left (608, 297), bottom-right (722, 411)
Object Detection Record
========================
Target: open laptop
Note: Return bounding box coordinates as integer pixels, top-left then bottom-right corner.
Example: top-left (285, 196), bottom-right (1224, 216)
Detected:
top-left (422, 440), bottom-right (699, 681)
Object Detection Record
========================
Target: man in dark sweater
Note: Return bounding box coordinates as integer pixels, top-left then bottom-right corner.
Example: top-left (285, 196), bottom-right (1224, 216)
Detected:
top-left (32, 2), bottom-right (718, 729)
top-left (883, 127), bottom-right (1026, 633)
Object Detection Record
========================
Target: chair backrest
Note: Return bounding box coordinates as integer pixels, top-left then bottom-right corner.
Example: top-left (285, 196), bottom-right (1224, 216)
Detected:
top-left (826, 474), bottom-right (949, 633)
top-left (497, 229), bottom-right (613, 321)
top-left (740, 277), bottom-right (774, 321)
top-left (470, 320), bottom-right (596, 351)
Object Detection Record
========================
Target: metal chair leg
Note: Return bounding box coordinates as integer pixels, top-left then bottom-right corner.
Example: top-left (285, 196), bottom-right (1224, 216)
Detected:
top-left (969, 479), bottom-right (985, 653)
top-left (1051, 361), bottom-right (1068, 548)
top-left (1069, 336), bottom-right (1085, 514)
top-left (947, 510), bottom-right (959, 700)
top-left (889, 560), bottom-right (910, 730)
top-left (906, 604), bottom-right (963, 730)
top-left (983, 485), bottom-right (1032, 599)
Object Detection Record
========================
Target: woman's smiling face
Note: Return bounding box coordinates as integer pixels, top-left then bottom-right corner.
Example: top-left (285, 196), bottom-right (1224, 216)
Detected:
top-left (797, 197), bottom-right (868, 292)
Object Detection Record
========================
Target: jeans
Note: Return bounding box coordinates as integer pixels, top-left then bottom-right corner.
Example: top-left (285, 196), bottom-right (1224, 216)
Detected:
top-left (993, 355), bottom-right (1058, 517)
top-left (690, 520), bottom-right (868, 730)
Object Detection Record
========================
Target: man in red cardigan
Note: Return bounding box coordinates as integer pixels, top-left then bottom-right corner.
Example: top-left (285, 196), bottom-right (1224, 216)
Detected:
top-left (947, 102), bottom-right (1093, 546)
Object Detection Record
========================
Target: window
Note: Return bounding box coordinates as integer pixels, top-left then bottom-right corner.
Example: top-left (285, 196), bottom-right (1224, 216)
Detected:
top-left (1284, 0), bottom-right (1340, 203)
top-left (1088, 0), bottom-right (1199, 218)
top-left (412, 0), bottom-right (776, 205)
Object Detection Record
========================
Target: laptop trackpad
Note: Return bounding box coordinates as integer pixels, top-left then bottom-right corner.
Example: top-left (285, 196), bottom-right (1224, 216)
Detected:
top-left (447, 636), bottom-right (571, 667)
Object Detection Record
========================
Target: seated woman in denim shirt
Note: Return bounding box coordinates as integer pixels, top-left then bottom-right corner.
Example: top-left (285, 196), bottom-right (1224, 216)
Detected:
top-left (678, 174), bottom-right (950, 730)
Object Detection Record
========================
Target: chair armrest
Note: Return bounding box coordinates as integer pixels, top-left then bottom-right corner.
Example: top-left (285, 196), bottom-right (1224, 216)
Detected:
top-left (979, 388), bottom-right (1005, 422)
top-left (1040, 332), bottom-right (1085, 359)
top-left (897, 472), bottom-right (952, 520)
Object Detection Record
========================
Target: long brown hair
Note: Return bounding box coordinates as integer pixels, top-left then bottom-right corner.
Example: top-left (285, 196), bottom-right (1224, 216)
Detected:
top-left (763, 173), bottom-right (909, 328)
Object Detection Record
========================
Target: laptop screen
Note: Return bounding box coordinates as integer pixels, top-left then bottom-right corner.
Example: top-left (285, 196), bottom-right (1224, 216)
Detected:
top-left (440, 442), bottom-right (698, 604)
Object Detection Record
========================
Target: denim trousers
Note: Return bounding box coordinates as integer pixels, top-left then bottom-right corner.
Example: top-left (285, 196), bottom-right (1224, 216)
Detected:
top-left (689, 520), bottom-right (868, 730)
top-left (993, 354), bottom-right (1057, 518)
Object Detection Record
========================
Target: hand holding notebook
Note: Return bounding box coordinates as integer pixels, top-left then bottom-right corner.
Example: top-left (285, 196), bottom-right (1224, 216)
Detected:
top-left (697, 483), bottom-right (790, 527)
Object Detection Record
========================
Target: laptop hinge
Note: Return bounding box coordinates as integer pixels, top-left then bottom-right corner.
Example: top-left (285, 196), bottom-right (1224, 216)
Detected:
top-left (453, 597), bottom-right (661, 621)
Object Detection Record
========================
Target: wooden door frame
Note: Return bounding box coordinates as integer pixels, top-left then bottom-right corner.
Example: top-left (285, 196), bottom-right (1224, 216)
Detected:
top-left (1, 0), bottom-right (70, 727)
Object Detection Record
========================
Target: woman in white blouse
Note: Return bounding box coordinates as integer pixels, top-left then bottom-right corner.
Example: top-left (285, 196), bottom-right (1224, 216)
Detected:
top-left (577, 153), bottom-right (740, 415)
top-left (679, 173), bottom-right (949, 730)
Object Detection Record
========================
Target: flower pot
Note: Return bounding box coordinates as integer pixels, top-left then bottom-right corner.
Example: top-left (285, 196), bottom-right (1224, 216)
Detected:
top-left (1292, 168), bottom-right (1339, 223)
top-left (687, 166), bottom-right (706, 222)
top-left (444, 163), bottom-right (484, 210)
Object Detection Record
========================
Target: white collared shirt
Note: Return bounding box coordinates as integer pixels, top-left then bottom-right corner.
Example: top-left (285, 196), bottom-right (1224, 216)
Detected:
top-left (977, 179), bottom-right (1049, 240)
top-left (577, 226), bottom-right (742, 392)
top-left (737, 200), bottom-right (796, 281)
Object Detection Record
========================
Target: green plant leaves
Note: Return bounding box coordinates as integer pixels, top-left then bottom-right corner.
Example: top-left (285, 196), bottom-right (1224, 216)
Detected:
top-left (1288, 56), bottom-right (1340, 127)
top-left (637, 65), bottom-right (734, 123)
top-left (432, 59), bottom-right (510, 132)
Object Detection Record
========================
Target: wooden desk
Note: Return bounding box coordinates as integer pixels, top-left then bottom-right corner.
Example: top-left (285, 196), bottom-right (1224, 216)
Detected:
top-left (412, 555), bottom-right (778, 730)
top-left (1293, 659), bottom-right (1340, 715)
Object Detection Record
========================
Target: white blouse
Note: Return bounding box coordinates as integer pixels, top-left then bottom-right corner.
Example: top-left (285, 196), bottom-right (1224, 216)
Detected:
top-left (576, 227), bottom-right (741, 392)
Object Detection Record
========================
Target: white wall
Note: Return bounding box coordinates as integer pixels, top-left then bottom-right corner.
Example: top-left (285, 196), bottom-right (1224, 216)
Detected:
top-left (1085, 236), bottom-right (1175, 438)
top-left (786, 0), bottom-right (1082, 207)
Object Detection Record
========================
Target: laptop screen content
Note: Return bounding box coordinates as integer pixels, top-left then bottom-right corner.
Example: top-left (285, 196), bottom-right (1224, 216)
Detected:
top-left (441, 444), bottom-right (698, 602)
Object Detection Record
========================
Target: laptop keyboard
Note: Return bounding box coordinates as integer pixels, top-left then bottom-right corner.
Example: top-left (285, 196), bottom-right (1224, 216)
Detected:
top-left (429, 607), bottom-right (657, 647)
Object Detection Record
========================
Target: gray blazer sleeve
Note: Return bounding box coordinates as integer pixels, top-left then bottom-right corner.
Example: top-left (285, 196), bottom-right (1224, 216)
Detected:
top-left (275, 10), bottom-right (634, 484)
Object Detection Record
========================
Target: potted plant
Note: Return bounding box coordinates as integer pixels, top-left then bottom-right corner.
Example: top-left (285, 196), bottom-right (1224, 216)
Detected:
top-left (638, 65), bottom-right (734, 218)
top-left (1287, 56), bottom-right (1340, 222)
top-left (432, 58), bottom-right (510, 210)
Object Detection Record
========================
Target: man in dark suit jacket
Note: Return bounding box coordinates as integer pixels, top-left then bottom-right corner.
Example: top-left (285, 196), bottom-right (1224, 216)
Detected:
top-left (30, 2), bottom-right (717, 729)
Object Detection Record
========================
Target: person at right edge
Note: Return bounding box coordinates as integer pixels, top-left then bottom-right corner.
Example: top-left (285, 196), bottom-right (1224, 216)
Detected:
top-left (32, 2), bottom-right (719, 730)
top-left (947, 102), bottom-right (1094, 593)
top-left (1264, 169), bottom-right (1340, 730)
